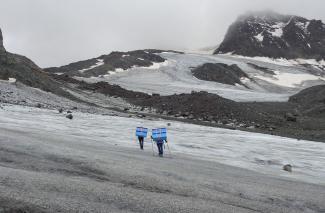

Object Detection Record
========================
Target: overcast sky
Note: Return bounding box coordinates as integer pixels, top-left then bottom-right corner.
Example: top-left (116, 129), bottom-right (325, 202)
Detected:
top-left (0, 0), bottom-right (324, 67)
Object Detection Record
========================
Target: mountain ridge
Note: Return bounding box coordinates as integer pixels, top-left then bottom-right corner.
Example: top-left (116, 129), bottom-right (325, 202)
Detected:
top-left (214, 11), bottom-right (325, 60)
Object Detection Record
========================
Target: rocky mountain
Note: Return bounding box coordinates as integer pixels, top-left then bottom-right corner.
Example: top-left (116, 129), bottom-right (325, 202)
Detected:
top-left (44, 50), bottom-right (177, 78)
top-left (215, 11), bottom-right (325, 60)
top-left (0, 28), bottom-right (70, 97)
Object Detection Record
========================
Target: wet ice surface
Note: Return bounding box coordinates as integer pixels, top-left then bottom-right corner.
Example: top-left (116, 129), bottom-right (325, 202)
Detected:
top-left (1, 104), bottom-right (324, 185)
top-left (81, 52), bottom-right (325, 102)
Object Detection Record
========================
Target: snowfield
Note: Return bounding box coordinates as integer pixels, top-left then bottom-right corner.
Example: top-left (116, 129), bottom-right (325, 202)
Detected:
top-left (1, 104), bottom-right (324, 185)
top-left (75, 52), bottom-right (325, 102)
top-left (1, 104), bottom-right (325, 212)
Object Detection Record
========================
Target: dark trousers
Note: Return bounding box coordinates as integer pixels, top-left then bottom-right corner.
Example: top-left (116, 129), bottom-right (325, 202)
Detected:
top-left (138, 137), bottom-right (144, 150)
top-left (157, 143), bottom-right (163, 156)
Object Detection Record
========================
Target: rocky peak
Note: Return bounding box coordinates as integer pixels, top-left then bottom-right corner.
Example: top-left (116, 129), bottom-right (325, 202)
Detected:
top-left (0, 28), bottom-right (3, 42)
top-left (215, 11), bottom-right (325, 60)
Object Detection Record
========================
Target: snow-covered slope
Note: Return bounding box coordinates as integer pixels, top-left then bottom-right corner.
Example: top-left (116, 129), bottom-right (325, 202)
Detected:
top-left (1, 104), bottom-right (324, 185)
top-left (72, 52), bottom-right (325, 102)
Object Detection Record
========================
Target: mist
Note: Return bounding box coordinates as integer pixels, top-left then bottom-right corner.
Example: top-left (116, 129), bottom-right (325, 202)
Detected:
top-left (0, 0), bottom-right (324, 67)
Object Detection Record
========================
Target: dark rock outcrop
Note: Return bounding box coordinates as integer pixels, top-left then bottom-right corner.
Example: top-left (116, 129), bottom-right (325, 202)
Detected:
top-left (215, 11), bottom-right (325, 59)
top-left (289, 84), bottom-right (325, 117)
top-left (191, 63), bottom-right (250, 87)
top-left (0, 28), bottom-right (5, 53)
top-left (289, 84), bottom-right (325, 105)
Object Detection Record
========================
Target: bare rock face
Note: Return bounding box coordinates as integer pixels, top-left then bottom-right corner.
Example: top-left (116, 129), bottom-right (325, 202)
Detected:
top-left (0, 28), bottom-right (4, 52)
top-left (215, 11), bottom-right (325, 60)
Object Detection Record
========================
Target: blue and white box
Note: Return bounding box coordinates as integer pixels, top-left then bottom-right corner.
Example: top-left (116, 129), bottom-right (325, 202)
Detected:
top-left (136, 127), bottom-right (148, 137)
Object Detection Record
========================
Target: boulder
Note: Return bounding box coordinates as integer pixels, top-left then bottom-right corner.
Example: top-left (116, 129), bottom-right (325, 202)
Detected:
top-left (283, 164), bottom-right (292, 172)
top-left (66, 114), bottom-right (73, 120)
top-left (285, 113), bottom-right (297, 122)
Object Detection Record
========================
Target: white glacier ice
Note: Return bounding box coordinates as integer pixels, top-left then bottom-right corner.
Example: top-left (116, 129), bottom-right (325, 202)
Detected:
top-left (0, 104), bottom-right (324, 185)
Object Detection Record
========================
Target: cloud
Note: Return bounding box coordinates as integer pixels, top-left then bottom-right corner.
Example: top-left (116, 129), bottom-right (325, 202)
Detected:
top-left (0, 0), bottom-right (324, 67)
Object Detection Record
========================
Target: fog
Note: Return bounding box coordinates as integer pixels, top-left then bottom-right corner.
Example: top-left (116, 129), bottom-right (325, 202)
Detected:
top-left (0, 0), bottom-right (324, 67)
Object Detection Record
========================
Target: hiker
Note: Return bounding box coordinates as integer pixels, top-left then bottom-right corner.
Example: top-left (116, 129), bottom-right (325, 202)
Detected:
top-left (136, 127), bottom-right (148, 150)
top-left (138, 136), bottom-right (144, 150)
top-left (156, 137), bottom-right (167, 157)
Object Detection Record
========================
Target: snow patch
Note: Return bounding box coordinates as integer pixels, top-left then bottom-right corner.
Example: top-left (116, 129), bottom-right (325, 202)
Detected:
top-left (240, 77), bottom-right (251, 84)
top-left (255, 71), bottom-right (325, 88)
top-left (225, 54), bottom-right (325, 69)
top-left (296, 21), bottom-right (310, 34)
top-left (270, 22), bottom-right (285, 37)
top-left (8, 78), bottom-right (16, 83)
top-left (0, 78), bottom-right (17, 84)
top-left (115, 68), bottom-right (125, 73)
top-left (254, 33), bottom-right (264, 42)
top-left (226, 54), bottom-right (295, 66)
top-left (143, 60), bottom-right (169, 69)
top-left (78, 59), bottom-right (104, 73)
